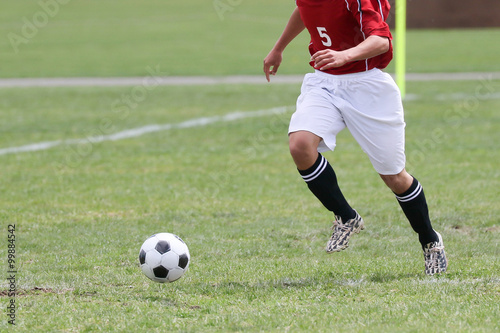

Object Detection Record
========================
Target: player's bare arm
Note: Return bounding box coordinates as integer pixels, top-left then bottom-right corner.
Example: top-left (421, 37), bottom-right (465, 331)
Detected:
top-left (311, 35), bottom-right (390, 70)
top-left (264, 8), bottom-right (305, 82)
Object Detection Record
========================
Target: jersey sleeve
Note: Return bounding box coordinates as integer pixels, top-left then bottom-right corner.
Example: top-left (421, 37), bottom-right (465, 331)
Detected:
top-left (347, 0), bottom-right (392, 39)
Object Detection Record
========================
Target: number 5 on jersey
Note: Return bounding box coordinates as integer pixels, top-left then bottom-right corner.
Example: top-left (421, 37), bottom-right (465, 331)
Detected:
top-left (317, 27), bottom-right (332, 47)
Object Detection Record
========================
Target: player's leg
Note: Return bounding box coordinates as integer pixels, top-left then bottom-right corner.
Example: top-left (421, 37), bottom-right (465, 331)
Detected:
top-left (339, 69), bottom-right (436, 246)
top-left (289, 130), bottom-right (356, 222)
top-left (289, 130), bottom-right (364, 253)
top-left (289, 72), bottom-right (365, 252)
top-left (289, 73), bottom-right (358, 222)
top-left (340, 69), bottom-right (447, 274)
top-left (380, 170), bottom-right (438, 246)
top-left (381, 170), bottom-right (447, 275)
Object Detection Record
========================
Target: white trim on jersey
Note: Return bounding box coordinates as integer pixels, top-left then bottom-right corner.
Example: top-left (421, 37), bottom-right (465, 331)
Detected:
top-left (377, 0), bottom-right (384, 21)
top-left (356, 0), bottom-right (369, 71)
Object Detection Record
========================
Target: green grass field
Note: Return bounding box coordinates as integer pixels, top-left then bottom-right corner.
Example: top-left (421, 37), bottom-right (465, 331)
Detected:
top-left (1, 0), bottom-right (499, 332)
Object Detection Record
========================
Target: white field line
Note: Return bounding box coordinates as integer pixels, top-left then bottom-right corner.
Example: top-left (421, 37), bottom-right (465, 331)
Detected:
top-left (1, 72), bottom-right (500, 88)
top-left (0, 106), bottom-right (292, 156)
top-left (0, 76), bottom-right (304, 88)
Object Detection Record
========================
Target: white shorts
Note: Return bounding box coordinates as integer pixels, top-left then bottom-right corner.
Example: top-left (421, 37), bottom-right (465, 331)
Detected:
top-left (289, 69), bottom-right (406, 175)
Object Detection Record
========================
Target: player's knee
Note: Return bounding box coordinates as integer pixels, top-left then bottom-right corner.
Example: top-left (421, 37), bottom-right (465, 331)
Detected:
top-left (289, 135), bottom-right (310, 160)
top-left (379, 170), bottom-right (413, 194)
top-left (289, 133), bottom-right (319, 168)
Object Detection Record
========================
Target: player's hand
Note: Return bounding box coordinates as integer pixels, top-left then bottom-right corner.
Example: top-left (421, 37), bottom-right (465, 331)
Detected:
top-left (263, 50), bottom-right (283, 82)
top-left (311, 49), bottom-right (349, 70)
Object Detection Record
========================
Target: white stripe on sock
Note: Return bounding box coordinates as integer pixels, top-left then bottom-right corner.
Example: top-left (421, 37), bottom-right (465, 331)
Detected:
top-left (301, 155), bottom-right (327, 182)
top-left (396, 182), bottom-right (423, 202)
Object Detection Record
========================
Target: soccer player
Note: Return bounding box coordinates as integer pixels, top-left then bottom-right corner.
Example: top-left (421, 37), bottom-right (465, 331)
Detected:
top-left (263, 0), bottom-right (447, 275)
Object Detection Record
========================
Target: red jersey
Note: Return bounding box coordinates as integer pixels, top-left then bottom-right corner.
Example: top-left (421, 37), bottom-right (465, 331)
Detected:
top-left (297, 0), bottom-right (393, 75)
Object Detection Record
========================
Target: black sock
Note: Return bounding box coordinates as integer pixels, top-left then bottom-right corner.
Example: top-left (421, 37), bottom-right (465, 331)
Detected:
top-left (395, 177), bottom-right (438, 247)
top-left (298, 153), bottom-right (356, 221)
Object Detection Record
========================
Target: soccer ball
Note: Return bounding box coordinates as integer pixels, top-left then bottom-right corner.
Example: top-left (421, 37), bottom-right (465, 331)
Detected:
top-left (139, 233), bottom-right (190, 283)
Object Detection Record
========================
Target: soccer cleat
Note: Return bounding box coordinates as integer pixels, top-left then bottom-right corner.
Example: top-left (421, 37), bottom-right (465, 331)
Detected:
top-left (326, 211), bottom-right (364, 253)
top-left (423, 231), bottom-right (448, 276)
